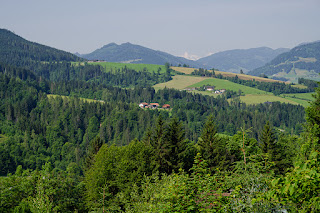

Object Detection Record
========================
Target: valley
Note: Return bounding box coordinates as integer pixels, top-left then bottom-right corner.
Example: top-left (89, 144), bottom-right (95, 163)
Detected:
top-left (0, 28), bottom-right (319, 212)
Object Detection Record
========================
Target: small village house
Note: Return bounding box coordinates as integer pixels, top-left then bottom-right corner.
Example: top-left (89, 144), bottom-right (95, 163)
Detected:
top-left (205, 86), bottom-right (215, 91)
top-left (139, 102), bottom-right (148, 108)
top-left (149, 103), bottom-right (160, 109)
top-left (162, 104), bottom-right (170, 109)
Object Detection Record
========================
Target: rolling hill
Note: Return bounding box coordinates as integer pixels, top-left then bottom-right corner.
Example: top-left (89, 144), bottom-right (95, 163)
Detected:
top-left (0, 29), bottom-right (82, 66)
top-left (249, 41), bottom-right (320, 82)
top-left (80, 42), bottom-right (202, 67)
top-left (197, 47), bottom-right (289, 73)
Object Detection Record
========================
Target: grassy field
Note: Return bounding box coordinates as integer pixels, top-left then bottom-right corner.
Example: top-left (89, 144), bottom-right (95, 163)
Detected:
top-left (47, 94), bottom-right (105, 103)
top-left (291, 84), bottom-right (308, 89)
top-left (240, 94), bottom-right (300, 105)
top-left (189, 78), bottom-right (271, 95)
top-left (272, 69), bottom-right (320, 83)
top-left (88, 61), bottom-right (166, 73)
top-left (153, 75), bottom-right (205, 90)
top-left (170, 66), bottom-right (287, 83)
top-left (280, 93), bottom-right (315, 107)
top-left (153, 75), bottom-right (314, 107)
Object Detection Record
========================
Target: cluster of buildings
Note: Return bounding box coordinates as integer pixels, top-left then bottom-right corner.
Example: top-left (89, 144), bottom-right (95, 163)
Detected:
top-left (139, 102), bottom-right (171, 109)
top-left (184, 85), bottom-right (226, 94)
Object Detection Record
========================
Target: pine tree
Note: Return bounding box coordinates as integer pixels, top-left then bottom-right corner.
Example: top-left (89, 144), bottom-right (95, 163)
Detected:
top-left (165, 117), bottom-right (186, 173)
top-left (305, 83), bottom-right (320, 150)
top-left (259, 121), bottom-right (276, 157)
top-left (198, 115), bottom-right (227, 171)
top-left (150, 115), bottom-right (169, 173)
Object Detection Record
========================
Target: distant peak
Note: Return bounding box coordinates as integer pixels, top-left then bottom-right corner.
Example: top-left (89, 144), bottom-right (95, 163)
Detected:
top-left (102, 42), bottom-right (118, 48)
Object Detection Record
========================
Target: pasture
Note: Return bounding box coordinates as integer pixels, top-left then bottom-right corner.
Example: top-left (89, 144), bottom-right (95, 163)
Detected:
top-left (189, 78), bottom-right (271, 95)
top-left (153, 75), bottom-right (205, 90)
top-left (47, 94), bottom-right (105, 104)
top-left (89, 61), bottom-right (166, 73)
top-left (240, 94), bottom-right (300, 105)
top-left (170, 66), bottom-right (287, 83)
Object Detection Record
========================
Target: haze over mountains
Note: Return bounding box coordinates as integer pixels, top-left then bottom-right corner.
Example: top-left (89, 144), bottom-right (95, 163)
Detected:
top-left (1, 28), bottom-right (318, 82)
top-left (79, 42), bottom-right (291, 73)
top-left (78, 42), bottom-right (202, 68)
top-left (197, 47), bottom-right (289, 73)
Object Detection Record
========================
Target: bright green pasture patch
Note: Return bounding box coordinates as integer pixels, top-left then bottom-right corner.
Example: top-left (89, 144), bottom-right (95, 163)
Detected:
top-left (153, 75), bottom-right (205, 90)
top-left (240, 94), bottom-right (300, 105)
top-left (189, 78), bottom-right (271, 95)
top-left (88, 61), bottom-right (166, 74)
top-left (291, 84), bottom-right (308, 89)
top-left (280, 93), bottom-right (315, 107)
top-left (47, 94), bottom-right (104, 103)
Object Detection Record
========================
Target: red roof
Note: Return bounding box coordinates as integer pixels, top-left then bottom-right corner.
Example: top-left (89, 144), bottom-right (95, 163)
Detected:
top-left (162, 104), bottom-right (170, 108)
top-left (149, 103), bottom-right (159, 106)
top-left (140, 102), bottom-right (148, 105)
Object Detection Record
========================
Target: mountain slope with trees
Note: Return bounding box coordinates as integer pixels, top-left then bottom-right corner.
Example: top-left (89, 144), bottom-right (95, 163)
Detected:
top-left (249, 41), bottom-right (320, 78)
top-left (80, 42), bottom-right (202, 67)
top-left (0, 29), bottom-right (83, 67)
top-left (197, 47), bottom-right (289, 73)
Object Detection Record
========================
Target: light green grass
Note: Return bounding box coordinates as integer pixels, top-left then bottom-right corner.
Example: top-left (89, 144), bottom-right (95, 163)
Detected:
top-left (291, 84), bottom-right (308, 89)
top-left (240, 94), bottom-right (300, 105)
top-left (280, 93), bottom-right (315, 107)
top-left (88, 61), bottom-right (166, 74)
top-left (189, 78), bottom-right (271, 95)
top-left (153, 75), bottom-right (205, 90)
top-left (47, 94), bottom-right (104, 103)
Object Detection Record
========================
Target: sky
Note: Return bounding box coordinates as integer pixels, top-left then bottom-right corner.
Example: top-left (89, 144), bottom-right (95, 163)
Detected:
top-left (1, 0), bottom-right (319, 59)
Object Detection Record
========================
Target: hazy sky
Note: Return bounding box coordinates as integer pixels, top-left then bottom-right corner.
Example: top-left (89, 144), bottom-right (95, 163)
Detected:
top-left (1, 0), bottom-right (319, 58)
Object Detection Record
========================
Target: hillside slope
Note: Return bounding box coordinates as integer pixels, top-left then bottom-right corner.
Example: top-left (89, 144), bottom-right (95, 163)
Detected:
top-left (197, 47), bottom-right (289, 73)
top-left (0, 29), bottom-right (82, 66)
top-left (249, 41), bottom-right (320, 81)
top-left (81, 42), bottom-right (202, 67)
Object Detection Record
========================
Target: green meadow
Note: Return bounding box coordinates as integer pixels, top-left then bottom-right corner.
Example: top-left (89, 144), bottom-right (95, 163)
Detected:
top-left (47, 94), bottom-right (104, 103)
top-left (189, 78), bottom-right (271, 95)
top-left (88, 61), bottom-right (166, 73)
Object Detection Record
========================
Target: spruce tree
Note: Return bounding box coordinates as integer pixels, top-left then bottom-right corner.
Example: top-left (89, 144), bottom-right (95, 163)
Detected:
top-left (165, 116), bottom-right (186, 173)
top-left (259, 121), bottom-right (276, 157)
top-left (198, 115), bottom-right (227, 171)
top-left (150, 115), bottom-right (169, 173)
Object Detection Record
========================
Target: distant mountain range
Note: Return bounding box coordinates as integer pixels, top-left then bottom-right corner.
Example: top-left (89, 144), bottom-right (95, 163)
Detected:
top-left (0, 29), bottom-right (82, 66)
top-left (248, 41), bottom-right (320, 81)
top-left (78, 42), bottom-right (202, 68)
top-left (197, 47), bottom-right (289, 73)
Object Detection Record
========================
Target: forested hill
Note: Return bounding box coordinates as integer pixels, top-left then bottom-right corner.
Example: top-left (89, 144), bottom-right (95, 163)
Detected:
top-left (80, 42), bottom-right (202, 67)
top-left (249, 41), bottom-right (320, 76)
top-left (0, 29), bottom-right (83, 67)
top-left (197, 47), bottom-right (289, 73)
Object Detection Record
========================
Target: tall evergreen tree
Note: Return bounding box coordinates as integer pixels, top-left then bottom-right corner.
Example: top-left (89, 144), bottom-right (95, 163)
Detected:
top-left (259, 121), bottom-right (276, 156)
top-left (306, 82), bottom-right (320, 150)
top-left (164, 117), bottom-right (187, 173)
top-left (198, 115), bottom-right (228, 171)
top-left (150, 115), bottom-right (169, 173)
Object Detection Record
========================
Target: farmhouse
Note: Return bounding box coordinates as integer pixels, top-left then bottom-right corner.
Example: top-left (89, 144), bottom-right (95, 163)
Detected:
top-left (205, 86), bottom-right (215, 91)
top-left (139, 102), bottom-right (148, 108)
top-left (162, 104), bottom-right (170, 109)
top-left (149, 103), bottom-right (160, 109)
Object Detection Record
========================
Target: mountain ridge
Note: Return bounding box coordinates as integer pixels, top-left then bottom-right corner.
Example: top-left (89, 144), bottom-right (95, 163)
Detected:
top-left (80, 42), bottom-right (202, 67)
top-left (0, 29), bottom-right (82, 67)
top-left (196, 47), bottom-right (289, 73)
top-left (248, 41), bottom-right (320, 81)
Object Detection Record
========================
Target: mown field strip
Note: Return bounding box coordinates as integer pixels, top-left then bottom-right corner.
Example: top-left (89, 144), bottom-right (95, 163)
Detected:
top-left (153, 75), bottom-right (206, 90)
